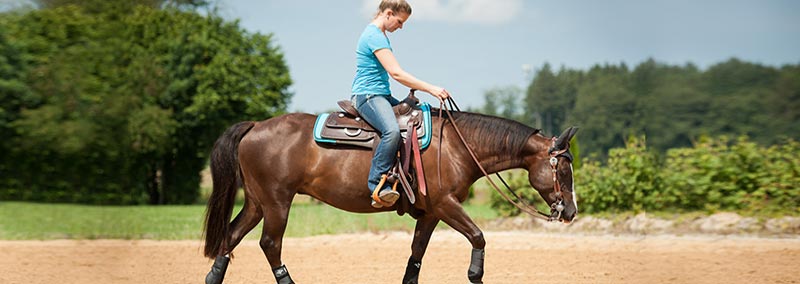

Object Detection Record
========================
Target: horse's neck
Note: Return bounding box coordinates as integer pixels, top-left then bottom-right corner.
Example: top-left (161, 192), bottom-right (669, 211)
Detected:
top-left (472, 149), bottom-right (526, 174)
top-left (437, 111), bottom-right (534, 174)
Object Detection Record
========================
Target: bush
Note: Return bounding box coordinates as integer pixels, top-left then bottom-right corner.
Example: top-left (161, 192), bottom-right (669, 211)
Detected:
top-left (489, 136), bottom-right (800, 215)
top-left (577, 135), bottom-right (660, 213)
top-left (487, 171), bottom-right (546, 217)
top-left (574, 136), bottom-right (799, 214)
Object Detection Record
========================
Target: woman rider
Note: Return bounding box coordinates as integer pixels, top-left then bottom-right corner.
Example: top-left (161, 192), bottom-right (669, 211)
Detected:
top-left (351, 0), bottom-right (451, 208)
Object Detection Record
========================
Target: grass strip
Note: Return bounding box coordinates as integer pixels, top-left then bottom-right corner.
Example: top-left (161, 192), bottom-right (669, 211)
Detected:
top-left (0, 201), bottom-right (497, 240)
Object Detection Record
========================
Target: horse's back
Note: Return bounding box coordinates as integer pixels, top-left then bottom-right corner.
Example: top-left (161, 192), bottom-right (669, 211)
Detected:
top-left (236, 113), bottom-right (384, 211)
top-left (237, 113), bottom-right (317, 178)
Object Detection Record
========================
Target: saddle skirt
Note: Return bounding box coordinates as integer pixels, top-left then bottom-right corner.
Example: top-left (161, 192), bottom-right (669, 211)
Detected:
top-left (313, 102), bottom-right (432, 150)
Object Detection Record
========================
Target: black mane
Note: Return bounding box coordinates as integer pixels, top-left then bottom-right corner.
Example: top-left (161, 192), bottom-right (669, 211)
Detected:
top-left (434, 109), bottom-right (540, 158)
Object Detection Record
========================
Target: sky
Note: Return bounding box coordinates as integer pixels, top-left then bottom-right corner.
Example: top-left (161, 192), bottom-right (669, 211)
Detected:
top-left (10, 0), bottom-right (798, 113)
top-left (214, 0), bottom-right (800, 114)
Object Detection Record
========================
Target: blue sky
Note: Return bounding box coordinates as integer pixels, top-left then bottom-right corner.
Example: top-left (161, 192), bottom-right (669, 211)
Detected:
top-left (216, 0), bottom-right (799, 113)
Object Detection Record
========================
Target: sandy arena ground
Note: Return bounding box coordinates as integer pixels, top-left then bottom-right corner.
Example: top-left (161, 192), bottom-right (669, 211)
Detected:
top-left (1, 231), bottom-right (798, 284)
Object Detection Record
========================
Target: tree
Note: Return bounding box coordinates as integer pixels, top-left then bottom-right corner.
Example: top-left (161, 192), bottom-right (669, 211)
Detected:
top-left (0, 26), bottom-right (34, 192)
top-left (481, 86), bottom-right (523, 120)
top-left (629, 59), bottom-right (705, 151)
top-left (513, 59), bottom-right (798, 157)
top-left (0, 3), bottom-right (292, 204)
top-left (572, 64), bottom-right (634, 155)
top-left (701, 59), bottom-right (780, 143)
top-left (525, 63), bottom-right (556, 130)
top-left (526, 63), bottom-right (581, 136)
top-left (773, 65), bottom-right (800, 138)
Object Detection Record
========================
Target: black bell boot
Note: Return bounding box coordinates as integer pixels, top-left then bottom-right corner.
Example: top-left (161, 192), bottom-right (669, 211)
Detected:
top-left (273, 264), bottom-right (295, 284)
top-left (205, 255), bottom-right (230, 284)
top-left (467, 248), bottom-right (485, 284)
top-left (402, 257), bottom-right (422, 284)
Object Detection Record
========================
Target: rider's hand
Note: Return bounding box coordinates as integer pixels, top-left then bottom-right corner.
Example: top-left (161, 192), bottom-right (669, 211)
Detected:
top-left (427, 86), bottom-right (451, 100)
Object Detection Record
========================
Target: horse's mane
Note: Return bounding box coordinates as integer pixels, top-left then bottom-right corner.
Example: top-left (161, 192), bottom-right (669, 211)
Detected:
top-left (434, 108), bottom-right (541, 158)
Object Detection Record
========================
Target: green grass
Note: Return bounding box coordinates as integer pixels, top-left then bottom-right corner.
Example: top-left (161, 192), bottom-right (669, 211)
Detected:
top-left (0, 201), bottom-right (497, 240)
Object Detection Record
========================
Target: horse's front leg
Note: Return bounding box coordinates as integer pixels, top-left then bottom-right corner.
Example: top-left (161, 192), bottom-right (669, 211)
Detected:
top-left (434, 196), bottom-right (486, 284)
top-left (403, 214), bottom-right (440, 284)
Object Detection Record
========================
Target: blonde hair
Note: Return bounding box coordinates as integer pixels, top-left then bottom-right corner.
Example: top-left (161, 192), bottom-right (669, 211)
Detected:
top-left (376, 0), bottom-right (412, 16)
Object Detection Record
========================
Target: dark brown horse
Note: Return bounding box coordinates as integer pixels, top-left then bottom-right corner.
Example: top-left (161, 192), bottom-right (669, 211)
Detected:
top-left (203, 108), bottom-right (578, 284)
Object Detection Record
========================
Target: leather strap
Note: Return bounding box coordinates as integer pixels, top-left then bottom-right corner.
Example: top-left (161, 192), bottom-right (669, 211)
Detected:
top-left (409, 122), bottom-right (427, 196)
top-left (396, 159), bottom-right (416, 204)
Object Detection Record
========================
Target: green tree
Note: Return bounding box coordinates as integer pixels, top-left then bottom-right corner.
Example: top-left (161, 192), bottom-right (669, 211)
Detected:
top-left (773, 65), bottom-right (800, 137)
top-left (0, 3), bottom-right (291, 204)
top-left (571, 64), bottom-right (633, 155)
top-left (701, 59), bottom-right (780, 142)
top-left (524, 63), bottom-right (556, 131)
top-left (629, 59), bottom-right (705, 151)
top-left (0, 25), bottom-right (34, 191)
top-left (481, 86), bottom-right (523, 120)
top-left (514, 58), bottom-right (798, 156)
top-left (525, 63), bottom-right (582, 136)
top-left (124, 7), bottom-right (292, 203)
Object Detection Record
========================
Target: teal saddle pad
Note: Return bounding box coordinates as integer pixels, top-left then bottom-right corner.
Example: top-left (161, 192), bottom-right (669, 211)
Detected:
top-left (313, 102), bottom-right (432, 150)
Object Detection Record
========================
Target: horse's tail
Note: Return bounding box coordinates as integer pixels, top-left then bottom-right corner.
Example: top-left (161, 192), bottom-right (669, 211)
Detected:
top-left (203, 121), bottom-right (255, 258)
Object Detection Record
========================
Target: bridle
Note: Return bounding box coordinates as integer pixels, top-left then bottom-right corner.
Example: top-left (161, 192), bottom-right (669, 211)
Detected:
top-left (546, 137), bottom-right (572, 221)
top-left (432, 92), bottom-right (572, 222)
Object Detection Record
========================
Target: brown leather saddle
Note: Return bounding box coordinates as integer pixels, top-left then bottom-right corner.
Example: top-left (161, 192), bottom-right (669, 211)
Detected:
top-left (316, 93), bottom-right (427, 149)
top-left (313, 91), bottom-right (432, 205)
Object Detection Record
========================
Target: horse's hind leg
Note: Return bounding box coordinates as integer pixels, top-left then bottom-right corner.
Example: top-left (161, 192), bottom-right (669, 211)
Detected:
top-left (434, 197), bottom-right (486, 284)
top-left (403, 214), bottom-right (440, 284)
top-left (259, 199), bottom-right (295, 284)
top-left (205, 200), bottom-right (263, 284)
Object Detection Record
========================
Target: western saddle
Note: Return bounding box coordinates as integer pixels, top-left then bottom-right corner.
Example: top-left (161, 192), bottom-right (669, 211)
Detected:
top-left (320, 94), bottom-right (426, 149)
top-left (313, 90), bottom-right (429, 205)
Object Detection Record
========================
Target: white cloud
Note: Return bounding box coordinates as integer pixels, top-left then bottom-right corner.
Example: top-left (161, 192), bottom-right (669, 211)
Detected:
top-left (361, 0), bottom-right (523, 25)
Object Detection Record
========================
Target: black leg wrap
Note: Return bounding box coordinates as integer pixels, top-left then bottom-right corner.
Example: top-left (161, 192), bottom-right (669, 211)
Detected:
top-left (402, 257), bottom-right (422, 284)
top-left (273, 264), bottom-right (295, 284)
top-left (467, 248), bottom-right (485, 284)
top-left (205, 255), bottom-right (230, 284)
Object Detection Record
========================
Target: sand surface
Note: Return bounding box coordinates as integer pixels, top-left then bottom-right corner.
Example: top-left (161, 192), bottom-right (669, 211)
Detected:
top-left (1, 231), bottom-right (798, 284)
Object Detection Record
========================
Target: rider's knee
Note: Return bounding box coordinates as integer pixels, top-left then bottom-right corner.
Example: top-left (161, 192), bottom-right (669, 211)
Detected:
top-left (383, 126), bottom-right (401, 144)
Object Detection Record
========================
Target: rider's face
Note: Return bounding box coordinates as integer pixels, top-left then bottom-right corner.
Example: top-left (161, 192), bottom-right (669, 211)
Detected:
top-left (385, 11), bottom-right (410, 33)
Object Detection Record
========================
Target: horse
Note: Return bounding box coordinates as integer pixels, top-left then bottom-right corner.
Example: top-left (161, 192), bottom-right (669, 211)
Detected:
top-left (202, 105), bottom-right (578, 284)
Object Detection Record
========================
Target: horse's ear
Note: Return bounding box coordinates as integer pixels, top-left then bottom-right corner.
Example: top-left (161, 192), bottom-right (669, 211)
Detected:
top-left (556, 126), bottom-right (579, 150)
top-left (567, 126), bottom-right (579, 141)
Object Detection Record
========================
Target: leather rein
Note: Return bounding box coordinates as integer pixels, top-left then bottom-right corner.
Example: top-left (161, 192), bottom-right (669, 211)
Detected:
top-left (428, 91), bottom-right (568, 222)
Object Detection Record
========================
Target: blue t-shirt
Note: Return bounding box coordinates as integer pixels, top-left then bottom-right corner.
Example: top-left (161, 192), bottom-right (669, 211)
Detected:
top-left (351, 24), bottom-right (392, 95)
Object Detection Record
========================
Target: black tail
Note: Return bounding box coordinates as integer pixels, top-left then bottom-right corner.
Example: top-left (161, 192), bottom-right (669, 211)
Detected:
top-left (203, 121), bottom-right (255, 258)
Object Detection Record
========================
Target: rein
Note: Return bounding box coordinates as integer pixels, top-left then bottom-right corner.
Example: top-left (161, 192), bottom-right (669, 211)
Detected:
top-left (431, 93), bottom-right (562, 221)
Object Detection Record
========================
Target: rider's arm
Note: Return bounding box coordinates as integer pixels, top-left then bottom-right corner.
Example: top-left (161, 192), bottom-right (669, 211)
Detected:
top-left (374, 49), bottom-right (450, 99)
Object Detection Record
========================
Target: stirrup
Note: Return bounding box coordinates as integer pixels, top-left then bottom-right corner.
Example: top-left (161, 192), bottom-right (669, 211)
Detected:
top-left (371, 174), bottom-right (399, 207)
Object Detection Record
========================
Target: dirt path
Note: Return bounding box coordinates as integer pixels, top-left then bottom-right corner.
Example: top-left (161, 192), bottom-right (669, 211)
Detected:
top-left (1, 231), bottom-right (798, 284)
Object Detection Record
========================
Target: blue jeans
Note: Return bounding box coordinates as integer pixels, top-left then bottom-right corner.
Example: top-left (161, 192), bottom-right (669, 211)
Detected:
top-left (352, 94), bottom-right (400, 194)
